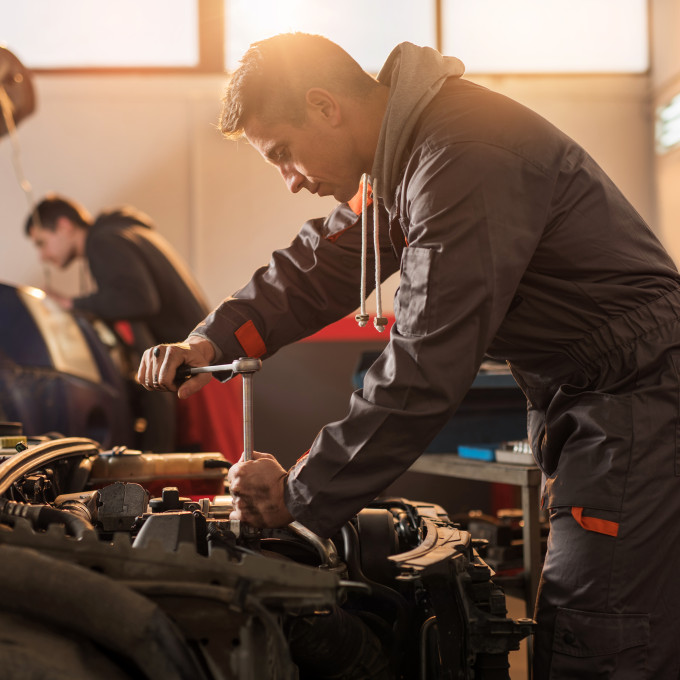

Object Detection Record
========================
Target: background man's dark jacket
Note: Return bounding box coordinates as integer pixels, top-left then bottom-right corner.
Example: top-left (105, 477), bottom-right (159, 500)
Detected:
top-left (73, 208), bottom-right (208, 347)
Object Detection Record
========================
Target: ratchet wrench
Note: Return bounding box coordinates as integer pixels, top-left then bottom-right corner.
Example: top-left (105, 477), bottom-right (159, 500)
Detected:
top-left (176, 357), bottom-right (262, 461)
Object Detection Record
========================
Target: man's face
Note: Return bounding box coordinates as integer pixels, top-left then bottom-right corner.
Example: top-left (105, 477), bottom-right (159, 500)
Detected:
top-left (28, 219), bottom-right (78, 268)
top-left (244, 108), bottom-right (363, 204)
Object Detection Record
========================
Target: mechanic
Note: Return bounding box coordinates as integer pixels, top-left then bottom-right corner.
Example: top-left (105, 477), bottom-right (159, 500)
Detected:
top-left (26, 195), bottom-right (208, 350)
top-left (138, 34), bottom-right (680, 678)
top-left (25, 195), bottom-right (240, 456)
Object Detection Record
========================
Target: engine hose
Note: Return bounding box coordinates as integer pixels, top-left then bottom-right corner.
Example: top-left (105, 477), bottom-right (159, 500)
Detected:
top-left (0, 544), bottom-right (209, 680)
top-left (340, 522), bottom-right (410, 663)
top-left (419, 616), bottom-right (438, 680)
top-left (288, 603), bottom-right (391, 680)
top-left (0, 497), bottom-right (94, 539)
top-left (246, 595), bottom-right (298, 680)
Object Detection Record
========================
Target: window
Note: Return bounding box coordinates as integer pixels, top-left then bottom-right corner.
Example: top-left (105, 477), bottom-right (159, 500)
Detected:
top-left (656, 93), bottom-right (680, 154)
top-left (1, 0), bottom-right (649, 74)
top-left (225, 0), bottom-right (435, 73)
top-left (2, 0), bottom-right (199, 69)
top-left (442, 0), bottom-right (648, 74)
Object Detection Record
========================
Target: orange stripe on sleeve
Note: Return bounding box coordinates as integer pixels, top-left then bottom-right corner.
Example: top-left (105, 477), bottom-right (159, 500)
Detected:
top-left (571, 506), bottom-right (619, 537)
top-left (234, 320), bottom-right (266, 358)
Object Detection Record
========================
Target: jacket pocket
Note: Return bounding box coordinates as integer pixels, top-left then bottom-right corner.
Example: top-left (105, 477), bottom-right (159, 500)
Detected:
top-left (394, 246), bottom-right (434, 337)
top-left (550, 607), bottom-right (649, 679)
top-left (539, 386), bottom-right (632, 512)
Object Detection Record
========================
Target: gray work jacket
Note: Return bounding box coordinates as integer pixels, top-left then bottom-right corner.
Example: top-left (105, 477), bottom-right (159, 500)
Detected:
top-left (193, 77), bottom-right (680, 538)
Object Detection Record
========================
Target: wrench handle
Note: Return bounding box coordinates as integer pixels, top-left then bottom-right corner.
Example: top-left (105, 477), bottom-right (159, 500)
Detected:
top-left (174, 364), bottom-right (234, 386)
top-left (174, 365), bottom-right (193, 385)
top-left (242, 373), bottom-right (254, 461)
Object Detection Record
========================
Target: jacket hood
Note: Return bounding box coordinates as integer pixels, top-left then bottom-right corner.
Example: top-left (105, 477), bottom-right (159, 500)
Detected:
top-left (93, 207), bottom-right (155, 231)
top-left (371, 43), bottom-right (465, 208)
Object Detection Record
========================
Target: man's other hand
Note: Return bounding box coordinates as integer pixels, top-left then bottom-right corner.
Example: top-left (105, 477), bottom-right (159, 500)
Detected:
top-left (45, 288), bottom-right (74, 311)
top-left (137, 336), bottom-right (215, 398)
top-left (228, 451), bottom-right (294, 528)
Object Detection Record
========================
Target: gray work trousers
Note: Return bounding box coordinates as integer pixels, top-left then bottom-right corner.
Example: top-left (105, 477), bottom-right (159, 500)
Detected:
top-left (526, 289), bottom-right (680, 679)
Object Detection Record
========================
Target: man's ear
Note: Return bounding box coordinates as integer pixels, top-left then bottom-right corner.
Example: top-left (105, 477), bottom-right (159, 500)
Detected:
top-left (55, 216), bottom-right (74, 234)
top-left (305, 88), bottom-right (341, 125)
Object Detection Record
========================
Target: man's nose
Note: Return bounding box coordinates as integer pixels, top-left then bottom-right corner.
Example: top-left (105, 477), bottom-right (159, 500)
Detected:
top-left (282, 167), bottom-right (306, 194)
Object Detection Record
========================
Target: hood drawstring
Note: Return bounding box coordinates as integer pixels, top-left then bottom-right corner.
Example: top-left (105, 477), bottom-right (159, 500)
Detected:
top-left (355, 174), bottom-right (388, 332)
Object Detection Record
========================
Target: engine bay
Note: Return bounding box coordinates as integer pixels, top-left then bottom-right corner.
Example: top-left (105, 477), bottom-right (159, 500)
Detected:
top-left (0, 431), bottom-right (533, 680)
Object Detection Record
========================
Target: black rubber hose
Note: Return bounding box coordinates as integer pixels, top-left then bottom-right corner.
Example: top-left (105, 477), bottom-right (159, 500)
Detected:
top-left (340, 521), bottom-right (410, 614)
top-left (0, 497), bottom-right (94, 539)
top-left (340, 522), bottom-right (410, 667)
top-left (0, 544), bottom-right (209, 680)
top-left (288, 603), bottom-right (392, 680)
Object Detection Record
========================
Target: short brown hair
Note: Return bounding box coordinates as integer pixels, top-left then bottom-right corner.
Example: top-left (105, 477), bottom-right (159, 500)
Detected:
top-left (25, 194), bottom-right (91, 235)
top-left (220, 33), bottom-right (378, 139)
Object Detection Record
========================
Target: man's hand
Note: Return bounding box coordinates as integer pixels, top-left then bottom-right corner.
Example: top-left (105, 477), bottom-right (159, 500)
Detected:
top-left (45, 288), bottom-right (73, 312)
top-left (137, 335), bottom-right (216, 398)
top-left (228, 451), bottom-right (294, 528)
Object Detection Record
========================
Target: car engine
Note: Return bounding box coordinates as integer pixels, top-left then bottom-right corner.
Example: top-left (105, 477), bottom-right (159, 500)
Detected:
top-left (0, 430), bottom-right (533, 680)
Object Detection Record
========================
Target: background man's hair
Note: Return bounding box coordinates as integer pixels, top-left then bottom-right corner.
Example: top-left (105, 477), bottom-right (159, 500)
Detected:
top-left (220, 32), bottom-right (378, 139)
top-left (25, 194), bottom-right (92, 235)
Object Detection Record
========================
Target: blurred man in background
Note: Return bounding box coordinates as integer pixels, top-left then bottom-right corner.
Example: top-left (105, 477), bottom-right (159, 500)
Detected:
top-left (26, 195), bottom-right (239, 457)
top-left (26, 195), bottom-right (208, 351)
